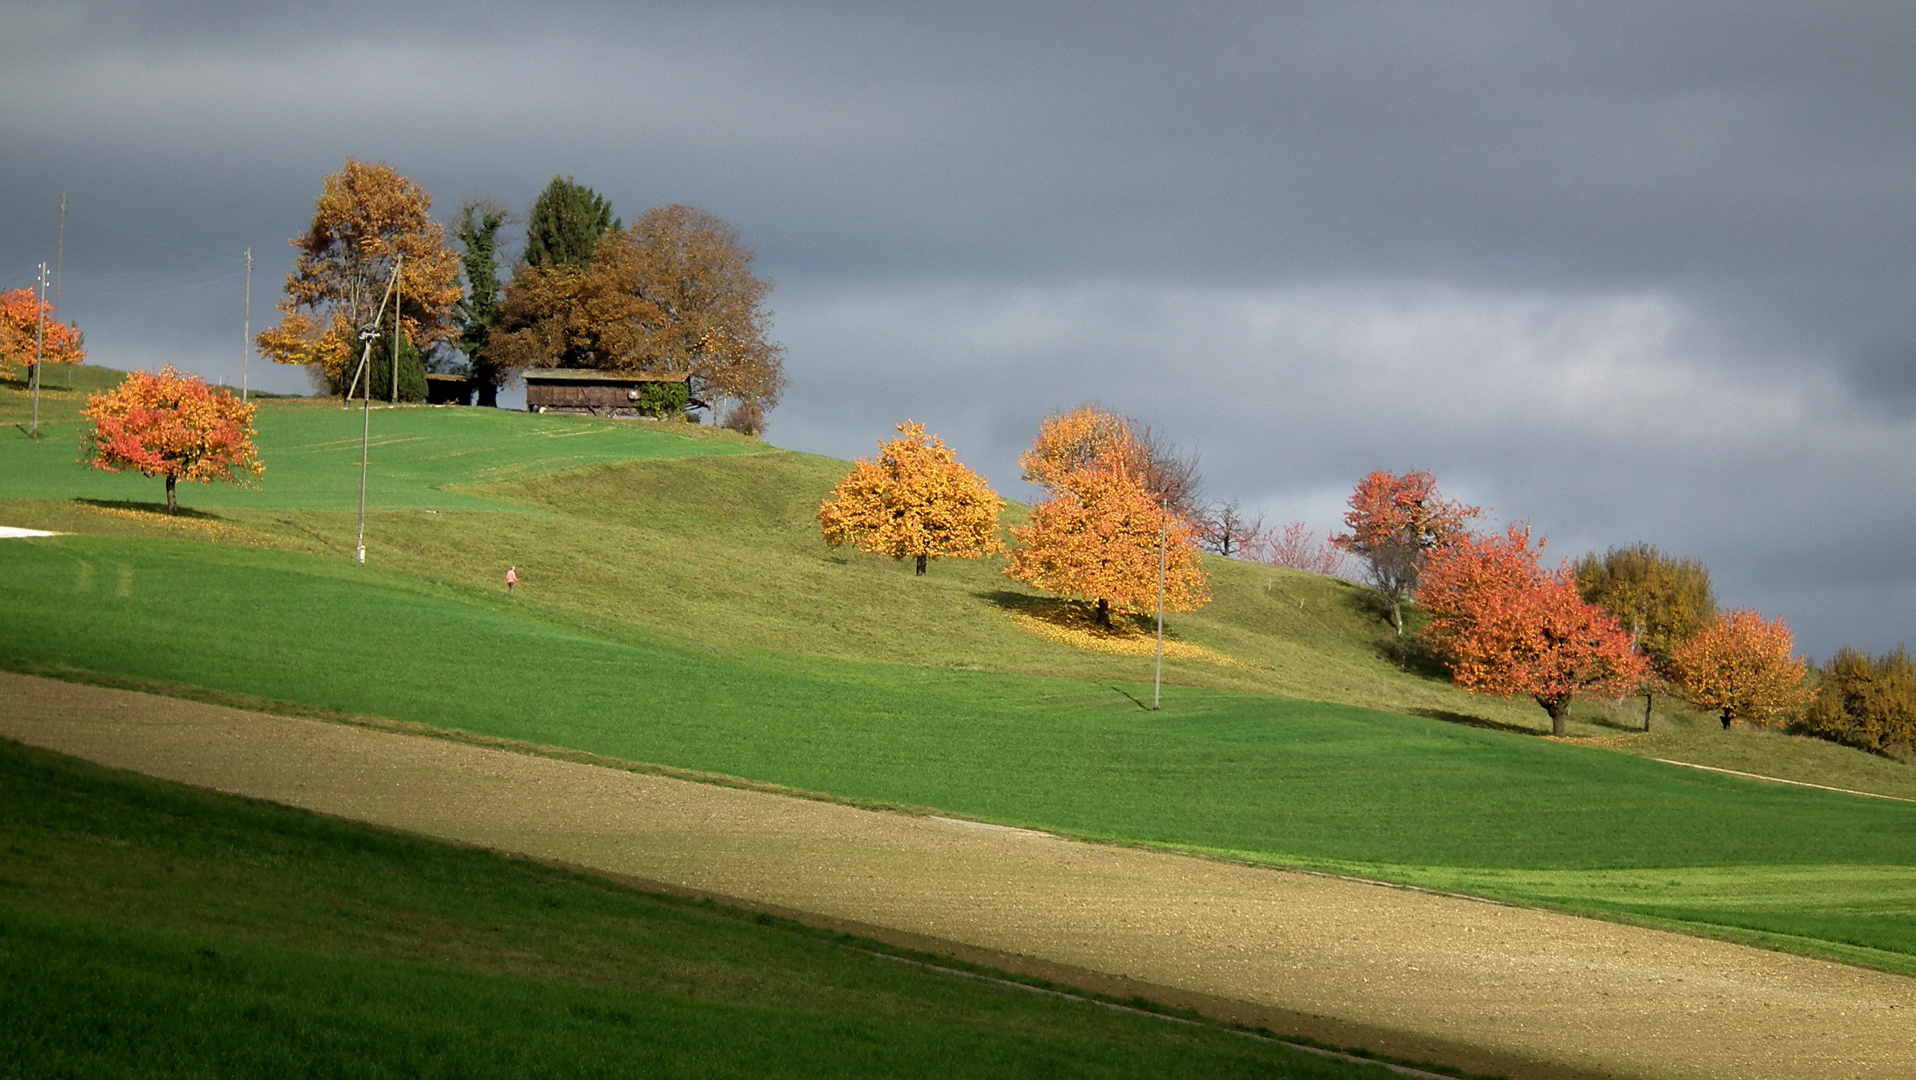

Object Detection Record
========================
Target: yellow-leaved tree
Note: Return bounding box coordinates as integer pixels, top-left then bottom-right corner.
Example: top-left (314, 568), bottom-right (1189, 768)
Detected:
top-left (1670, 608), bottom-right (1814, 729)
top-left (257, 158), bottom-right (463, 396)
top-left (1005, 452), bottom-right (1209, 627)
top-left (818, 421), bottom-right (1003, 576)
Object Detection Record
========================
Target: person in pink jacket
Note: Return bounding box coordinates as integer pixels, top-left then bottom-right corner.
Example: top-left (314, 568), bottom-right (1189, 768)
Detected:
top-left (506, 566), bottom-right (518, 595)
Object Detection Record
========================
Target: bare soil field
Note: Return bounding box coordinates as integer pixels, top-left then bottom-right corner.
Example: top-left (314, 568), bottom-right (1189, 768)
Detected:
top-left (2, 671), bottom-right (1911, 1080)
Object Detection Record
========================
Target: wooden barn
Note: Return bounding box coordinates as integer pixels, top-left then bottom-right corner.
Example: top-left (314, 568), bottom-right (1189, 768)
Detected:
top-left (521, 368), bottom-right (697, 418)
top-left (424, 374), bottom-right (477, 405)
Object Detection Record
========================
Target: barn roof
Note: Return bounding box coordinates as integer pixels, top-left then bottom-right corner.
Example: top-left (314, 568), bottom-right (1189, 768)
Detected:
top-left (522, 368), bottom-right (690, 384)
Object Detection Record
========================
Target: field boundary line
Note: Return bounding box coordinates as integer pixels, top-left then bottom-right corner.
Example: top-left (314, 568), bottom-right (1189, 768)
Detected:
top-left (845, 947), bottom-right (1462, 1080)
top-left (1648, 757), bottom-right (1916, 803)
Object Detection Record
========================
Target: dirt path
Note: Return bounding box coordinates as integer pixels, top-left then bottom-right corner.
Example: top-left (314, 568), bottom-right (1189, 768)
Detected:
top-left (3, 671), bottom-right (1911, 1080)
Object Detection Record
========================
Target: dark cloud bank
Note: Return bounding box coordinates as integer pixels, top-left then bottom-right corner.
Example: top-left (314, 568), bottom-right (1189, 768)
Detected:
top-left (3, 1), bottom-right (1912, 655)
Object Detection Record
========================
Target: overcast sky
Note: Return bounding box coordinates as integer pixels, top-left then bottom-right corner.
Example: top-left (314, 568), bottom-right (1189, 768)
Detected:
top-left (5, 1), bottom-right (1913, 656)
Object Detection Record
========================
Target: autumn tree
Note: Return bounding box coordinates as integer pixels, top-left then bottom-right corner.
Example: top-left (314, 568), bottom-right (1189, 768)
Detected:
top-left (454, 200), bottom-right (510, 406)
top-left (81, 366), bottom-right (264, 514)
top-left (1574, 544), bottom-right (1716, 729)
top-left (1333, 470), bottom-right (1481, 634)
top-left (492, 204), bottom-right (786, 423)
top-left (256, 158), bottom-right (463, 396)
top-left (0, 287), bottom-right (85, 379)
top-left (1018, 405), bottom-right (1203, 521)
top-left (1006, 451), bottom-right (1210, 627)
top-left (817, 422), bottom-right (1003, 576)
top-left (1418, 524), bottom-right (1647, 735)
top-left (1802, 647), bottom-right (1916, 758)
top-left (523, 176), bottom-right (618, 269)
top-left (1669, 609), bottom-right (1814, 729)
top-left (1254, 521), bottom-right (1347, 577)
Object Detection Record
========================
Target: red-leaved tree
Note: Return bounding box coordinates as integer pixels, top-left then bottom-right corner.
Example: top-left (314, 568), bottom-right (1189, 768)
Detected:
top-left (1333, 470), bottom-right (1480, 634)
top-left (82, 366), bottom-right (265, 513)
top-left (1419, 524), bottom-right (1647, 735)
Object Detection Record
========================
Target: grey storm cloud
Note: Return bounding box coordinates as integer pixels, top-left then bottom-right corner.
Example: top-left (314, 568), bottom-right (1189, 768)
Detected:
top-left (2, 1), bottom-right (1913, 655)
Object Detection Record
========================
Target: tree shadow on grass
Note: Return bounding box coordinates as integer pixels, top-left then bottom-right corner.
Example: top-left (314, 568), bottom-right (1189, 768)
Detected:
top-left (1409, 707), bottom-right (1542, 737)
top-left (72, 498), bottom-right (225, 522)
top-left (974, 589), bottom-right (1160, 634)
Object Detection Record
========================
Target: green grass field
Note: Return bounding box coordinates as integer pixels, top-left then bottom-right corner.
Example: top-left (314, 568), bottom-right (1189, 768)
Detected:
top-left (0, 738), bottom-right (1399, 1079)
top-left (3, 370), bottom-right (1914, 982)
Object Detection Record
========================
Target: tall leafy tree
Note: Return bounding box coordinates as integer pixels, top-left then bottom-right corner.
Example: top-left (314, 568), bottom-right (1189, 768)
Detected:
top-left (523, 176), bottom-right (619, 269)
top-left (455, 201), bottom-right (509, 407)
top-left (81, 366), bottom-right (264, 514)
top-left (256, 159), bottom-right (462, 395)
top-left (817, 422), bottom-right (1003, 576)
top-left (1006, 450), bottom-right (1210, 628)
top-left (1574, 544), bottom-right (1716, 729)
top-left (492, 204), bottom-right (787, 422)
top-left (1670, 609), bottom-right (1813, 729)
top-left (1418, 524), bottom-right (1646, 735)
top-left (1333, 470), bottom-right (1481, 634)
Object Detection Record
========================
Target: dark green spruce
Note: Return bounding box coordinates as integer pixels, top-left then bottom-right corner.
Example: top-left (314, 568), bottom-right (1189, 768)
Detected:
top-left (455, 202), bottom-right (509, 407)
top-left (523, 176), bottom-right (619, 269)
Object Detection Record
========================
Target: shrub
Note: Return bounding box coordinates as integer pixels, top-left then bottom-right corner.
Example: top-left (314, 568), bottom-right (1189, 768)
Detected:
top-left (1800, 647), bottom-right (1916, 758)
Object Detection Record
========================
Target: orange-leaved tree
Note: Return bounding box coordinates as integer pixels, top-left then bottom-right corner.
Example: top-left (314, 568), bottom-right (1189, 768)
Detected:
top-left (1018, 404), bottom-right (1202, 521)
top-left (1669, 608), bottom-right (1813, 729)
top-left (1006, 451), bottom-right (1209, 627)
top-left (257, 158), bottom-right (462, 396)
top-left (0, 287), bottom-right (85, 379)
top-left (1419, 524), bottom-right (1646, 735)
top-left (81, 366), bottom-right (264, 514)
top-left (1333, 470), bottom-right (1480, 634)
top-left (817, 421), bottom-right (1003, 576)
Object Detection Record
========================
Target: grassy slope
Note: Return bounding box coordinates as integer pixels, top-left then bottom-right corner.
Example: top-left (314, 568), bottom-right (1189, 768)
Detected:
top-left (3, 378), bottom-right (1913, 975)
top-left (0, 738), bottom-right (1390, 1080)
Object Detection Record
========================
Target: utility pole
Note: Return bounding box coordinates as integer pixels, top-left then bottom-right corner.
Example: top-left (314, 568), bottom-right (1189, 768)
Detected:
top-left (30, 264), bottom-right (48, 438)
top-left (1153, 513), bottom-right (1167, 711)
top-left (241, 248), bottom-right (253, 402)
top-left (390, 256), bottom-right (402, 404)
top-left (353, 259), bottom-right (399, 564)
top-left (55, 195), bottom-right (68, 388)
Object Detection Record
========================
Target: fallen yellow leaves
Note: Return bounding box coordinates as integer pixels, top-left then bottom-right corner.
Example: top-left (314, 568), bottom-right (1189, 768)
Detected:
top-left (1005, 604), bottom-right (1241, 667)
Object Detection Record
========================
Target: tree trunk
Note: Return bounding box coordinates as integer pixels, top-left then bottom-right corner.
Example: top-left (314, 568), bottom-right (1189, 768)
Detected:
top-left (1390, 598), bottom-right (1404, 636)
top-left (1539, 695), bottom-right (1569, 737)
top-left (1643, 691), bottom-right (1654, 732)
top-left (915, 554), bottom-right (927, 577)
top-left (477, 379), bottom-right (498, 408)
top-left (165, 475), bottom-right (177, 515)
top-left (1095, 598), bottom-right (1111, 628)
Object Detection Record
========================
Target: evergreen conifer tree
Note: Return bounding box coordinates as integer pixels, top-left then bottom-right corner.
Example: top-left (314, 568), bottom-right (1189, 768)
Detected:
top-left (456, 201), bottom-right (509, 406)
top-left (523, 177), bottom-right (618, 269)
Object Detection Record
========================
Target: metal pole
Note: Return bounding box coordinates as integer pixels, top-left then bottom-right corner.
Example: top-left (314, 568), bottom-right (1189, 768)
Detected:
top-left (354, 263), bottom-right (399, 564)
top-left (390, 255), bottom-right (402, 404)
top-left (1154, 513), bottom-right (1167, 711)
top-left (31, 264), bottom-right (47, 438)
top-left (357, 347), bottom-right (371, 562)
top-left (55, 195), bottom-right (67, 389)
top-left (241, 248), bottom-right (252, 402)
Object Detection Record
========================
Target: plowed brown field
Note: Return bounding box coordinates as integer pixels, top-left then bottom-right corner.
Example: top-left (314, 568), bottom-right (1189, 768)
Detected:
top-left (3, 671), bottom-right (1911, 1080)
